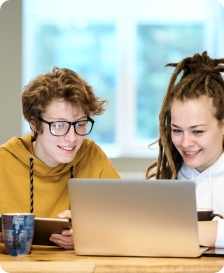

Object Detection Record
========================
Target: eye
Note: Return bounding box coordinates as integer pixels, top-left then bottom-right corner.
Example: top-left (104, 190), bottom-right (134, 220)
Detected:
top-left (52, 122), bottom-right (65, 129)
top-left (171, 129), bottom-right (182, 134)
top-left (76, 121), bottom-right (87, 127)
top-left (192, 130), bottom-right (203, 135)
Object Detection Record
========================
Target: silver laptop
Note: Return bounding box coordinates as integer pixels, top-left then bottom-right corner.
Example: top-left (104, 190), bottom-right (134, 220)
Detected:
top-left (68, 178), bottom-right (207, 257)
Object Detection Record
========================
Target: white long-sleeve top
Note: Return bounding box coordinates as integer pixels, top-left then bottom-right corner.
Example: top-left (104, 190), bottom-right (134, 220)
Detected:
top-left (178, 152), bottom-right (224, 247)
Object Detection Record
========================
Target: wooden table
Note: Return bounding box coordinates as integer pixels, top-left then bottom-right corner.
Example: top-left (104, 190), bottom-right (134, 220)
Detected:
top-left (0, 243), bottom-right (224, 273)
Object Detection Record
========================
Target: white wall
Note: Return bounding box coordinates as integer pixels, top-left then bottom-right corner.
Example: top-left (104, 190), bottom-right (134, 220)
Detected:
top-left (110, 157), bottom-right (155, 179)
top-left (0, 0), bottom-right (22, 144)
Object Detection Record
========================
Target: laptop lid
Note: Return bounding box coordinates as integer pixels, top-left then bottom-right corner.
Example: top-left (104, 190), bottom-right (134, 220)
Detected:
top-left (68, 178), bottom-right (204, 257)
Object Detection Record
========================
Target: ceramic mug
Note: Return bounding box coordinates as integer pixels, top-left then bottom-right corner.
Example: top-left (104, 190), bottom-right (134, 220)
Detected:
top-left (197, 208), bottom-right (223, 221)
top-left (1, 213), bottom-right (35, 256)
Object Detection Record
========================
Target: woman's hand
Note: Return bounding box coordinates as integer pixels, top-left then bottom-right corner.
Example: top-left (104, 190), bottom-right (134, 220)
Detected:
top-left (198, 221), bottom-right (218, 247)
top-left (49, 210), bottom-right (74, 249)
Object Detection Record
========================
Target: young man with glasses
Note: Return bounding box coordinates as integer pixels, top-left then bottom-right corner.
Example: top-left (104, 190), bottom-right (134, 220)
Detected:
top-left (0, 67), bottom-right (120, 249)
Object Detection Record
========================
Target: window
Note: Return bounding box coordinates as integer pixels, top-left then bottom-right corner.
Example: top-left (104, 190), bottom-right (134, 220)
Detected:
top-left (23, 0), bottom-right (224, 157)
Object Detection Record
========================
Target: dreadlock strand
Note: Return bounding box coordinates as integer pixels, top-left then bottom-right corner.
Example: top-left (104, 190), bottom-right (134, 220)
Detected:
top-left (210, 73), bottom-right (224, 87)
top-left (160, 131), bottom-right (176, 178)
top-left (214, 58), bottom-right (224, 66)
top-left (166, 58), bottom-right (192, 91)
top-left (156, 140), bottom-right (163, 178)
top-left (175, 74), bottom-right (200, 98)
top-left (205, 74), bottom-right (211, 95)
top-left (146, 161), bottom-right (157, 179)
top-left (213, 66), bottom-right (224, 73)
top-left (188, 74), bottom-right (208, 96)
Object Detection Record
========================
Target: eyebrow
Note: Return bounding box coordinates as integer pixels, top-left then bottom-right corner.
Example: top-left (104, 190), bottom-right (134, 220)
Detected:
top-left (171, 124), bottom-right (207, 129)
top-left (48, 115), bottom-right (87, 121)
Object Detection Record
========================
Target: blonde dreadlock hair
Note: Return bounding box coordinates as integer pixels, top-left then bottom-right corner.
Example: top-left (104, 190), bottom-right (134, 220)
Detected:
top-left (146, 51), bottom-right (224, 179)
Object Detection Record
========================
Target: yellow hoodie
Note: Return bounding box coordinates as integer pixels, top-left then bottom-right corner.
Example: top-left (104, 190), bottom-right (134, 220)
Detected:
top-left (0, 134), bottom-right (120, 218)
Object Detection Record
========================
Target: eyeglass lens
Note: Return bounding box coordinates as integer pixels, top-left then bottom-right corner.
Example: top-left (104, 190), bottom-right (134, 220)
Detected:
top-left (50, 120), bottom-right (92, 136)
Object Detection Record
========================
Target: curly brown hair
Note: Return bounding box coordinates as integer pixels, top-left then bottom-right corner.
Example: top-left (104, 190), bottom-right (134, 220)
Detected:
top-left (22, 67), bottom-right (107, 135)
top-left (146, 51), bottom-right (224, 179)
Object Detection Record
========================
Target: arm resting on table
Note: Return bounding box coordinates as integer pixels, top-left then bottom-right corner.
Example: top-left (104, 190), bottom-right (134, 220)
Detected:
top-left (198, 221), bottom-right (218, 247)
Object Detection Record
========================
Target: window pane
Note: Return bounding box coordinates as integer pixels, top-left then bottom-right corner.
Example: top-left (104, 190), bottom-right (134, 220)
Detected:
top-left (136, 24), bottom-right (204, 139)
top-left (24, 17), bottom-right (116, 143)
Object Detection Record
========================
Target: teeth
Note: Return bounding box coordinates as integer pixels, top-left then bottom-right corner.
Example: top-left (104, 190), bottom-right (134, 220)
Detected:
top-left (185, 151), bottom-right (199, 155)
top-left (60, 146), bottom-right (74, 151)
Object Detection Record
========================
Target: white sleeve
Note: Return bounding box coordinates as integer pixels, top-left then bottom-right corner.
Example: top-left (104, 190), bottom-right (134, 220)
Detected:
top-left (215, 219), bottom-right (224, 248)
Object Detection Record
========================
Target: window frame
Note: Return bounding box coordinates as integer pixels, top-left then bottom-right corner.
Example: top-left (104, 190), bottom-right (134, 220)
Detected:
top-left (22, 0), bottom-right (224, 158)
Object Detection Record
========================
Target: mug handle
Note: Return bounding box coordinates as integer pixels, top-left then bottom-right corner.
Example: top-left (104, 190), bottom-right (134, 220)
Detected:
top-left (211, 213), bottom-right (224, 219)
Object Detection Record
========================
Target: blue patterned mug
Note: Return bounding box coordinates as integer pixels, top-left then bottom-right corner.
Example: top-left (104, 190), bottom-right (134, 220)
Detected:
top-left (1, 213), bottom-right (35, 256)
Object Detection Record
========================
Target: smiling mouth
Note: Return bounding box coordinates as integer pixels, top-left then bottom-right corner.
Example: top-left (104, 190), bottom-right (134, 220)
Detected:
top-left (184, 150), bottom-right (202, 155)
top-left (58, 146), bottom-right (75, 151)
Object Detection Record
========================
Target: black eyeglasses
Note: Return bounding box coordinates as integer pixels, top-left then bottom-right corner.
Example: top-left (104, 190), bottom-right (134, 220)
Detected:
top-left (38, 116), bottom-right (94, 136)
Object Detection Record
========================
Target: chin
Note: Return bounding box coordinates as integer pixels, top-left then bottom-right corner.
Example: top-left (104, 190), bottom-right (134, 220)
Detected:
top-left (183, 160), bottom-right (199, 169)
top-left (62, 158), bottom-right (74, 164)
top-left (57, 156), bottom-right (73, 164)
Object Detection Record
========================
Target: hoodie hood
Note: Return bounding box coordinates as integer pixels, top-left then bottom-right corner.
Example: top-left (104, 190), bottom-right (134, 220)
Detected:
top-left (0, 133), bottom-right (95, 177)
top-left (0, 133), bottom-right (119, 217)
top-left (178, 152), bottom-right (224, 210)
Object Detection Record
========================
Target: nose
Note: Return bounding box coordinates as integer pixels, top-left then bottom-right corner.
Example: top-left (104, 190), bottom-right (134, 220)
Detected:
top-left (64, 125), bottom-right (77, 142)
top-left (180, 133), bottom-right (194, 148)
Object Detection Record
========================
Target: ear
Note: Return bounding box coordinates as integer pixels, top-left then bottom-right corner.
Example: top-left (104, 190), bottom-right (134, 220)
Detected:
top-left (220, 118), bottom-right (224, 135)
top-left (29, 117), bottom-right (37, 132)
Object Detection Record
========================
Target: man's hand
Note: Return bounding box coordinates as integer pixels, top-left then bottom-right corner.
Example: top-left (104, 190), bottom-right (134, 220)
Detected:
top-left (50, 210), bottom-right (74, 249)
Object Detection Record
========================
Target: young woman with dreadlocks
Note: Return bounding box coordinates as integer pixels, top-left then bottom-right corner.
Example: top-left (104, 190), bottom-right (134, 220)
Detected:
top-left (146, 51), bottom-right (224, 248)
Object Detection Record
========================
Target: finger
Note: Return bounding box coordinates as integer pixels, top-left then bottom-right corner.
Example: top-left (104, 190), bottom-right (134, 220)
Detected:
top-left (58, 210), bottom-right (71, 218)
top-left (54, 241), bottom-right (74, 250)
top-left (50, 237), bottom-right (73, 249)
top-left (50, 233), bottom-right (73, 244)
top-left (50, 235), bottom-right (74, 249)
top-left (61, 229), bottom-right (73, 236)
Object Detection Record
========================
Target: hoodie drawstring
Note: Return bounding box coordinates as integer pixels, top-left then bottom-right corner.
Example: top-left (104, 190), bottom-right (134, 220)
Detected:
top-left (30, 157), bottom-right (34, 213)
top-left (208, 169), bottom-right (213, 209)
top-left (190, 167), bottom-right (213, 209)
top-left (29, 161), bottom-right (74, 214)
top-left (69, 166), bottom-right (74, 216)
top-left (190, 168), bottom-right (194, 182)
top-left (70, 165), bottom-right (74, 178)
